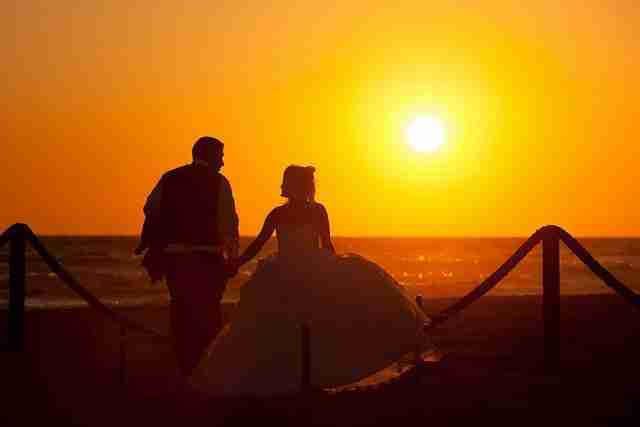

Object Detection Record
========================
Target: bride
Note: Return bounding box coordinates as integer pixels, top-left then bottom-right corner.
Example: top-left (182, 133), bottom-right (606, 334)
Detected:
top-left (190, 165), bottom-right (429, 396)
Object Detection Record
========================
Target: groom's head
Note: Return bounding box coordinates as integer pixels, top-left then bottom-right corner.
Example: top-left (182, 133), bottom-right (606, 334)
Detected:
top-left (192, 136), bottom-right (224, 171)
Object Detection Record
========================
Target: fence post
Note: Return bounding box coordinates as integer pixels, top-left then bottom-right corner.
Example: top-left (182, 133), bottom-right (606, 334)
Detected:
top-left (300, 323), bottom-right (311, 393)
top-left (415, 295), bottom-right (424, 368)
top-left (119, 324), bottom-right (127, 392)
top-left (542, 227), bottom-right (560, 372)
top-left (8, 227), bottom-right (26, 352)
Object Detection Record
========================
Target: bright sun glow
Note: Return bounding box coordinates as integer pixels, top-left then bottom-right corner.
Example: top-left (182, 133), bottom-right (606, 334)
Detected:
top-left (406, 116), bottom-right (446, 153)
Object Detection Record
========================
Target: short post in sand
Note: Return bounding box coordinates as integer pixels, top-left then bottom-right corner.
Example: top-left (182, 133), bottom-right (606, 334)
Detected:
top-left (414, 295), bottom-right (425, 367)
top-left (119, 324), bottom-right (127, 391)
top-left (8, 225), bottom-right (26, 352)
top-left (542, 227), bottom-right (560, 372)
top-left (300, 323), bottom-right (311, 393)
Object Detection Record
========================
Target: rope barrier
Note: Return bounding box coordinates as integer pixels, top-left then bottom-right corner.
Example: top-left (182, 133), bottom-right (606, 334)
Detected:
top-left (426, 228), bottom-right (545, 329)
top-left (0, 229), bottom-right (10, 248)
top-left (2, 224), bottom-right (166, 338)
top-left (558, 229), bottom-right (640, 308)
top-left (427, 226), bottom-right (640, 329)
top-left (2, 223), bottom-right (637, 338)
top-left (0, 223), bottom-right (24, 247)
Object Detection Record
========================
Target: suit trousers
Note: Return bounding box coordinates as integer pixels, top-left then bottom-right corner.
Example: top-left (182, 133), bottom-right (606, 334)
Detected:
top-left (165, 252), bottom-right (228, 376)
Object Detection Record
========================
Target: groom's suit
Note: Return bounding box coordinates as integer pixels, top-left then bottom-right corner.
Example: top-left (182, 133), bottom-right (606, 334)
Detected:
top-left (139, 161), bottom-right (239, 376)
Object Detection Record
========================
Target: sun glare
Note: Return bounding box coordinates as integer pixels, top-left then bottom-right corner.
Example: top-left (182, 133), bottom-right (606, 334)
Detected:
top-left (406, 116), bottom-right (446, 153)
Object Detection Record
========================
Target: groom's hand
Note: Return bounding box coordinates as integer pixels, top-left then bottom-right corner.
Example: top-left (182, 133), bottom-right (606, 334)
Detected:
top-left (134, 243), bottom-right (147, 256)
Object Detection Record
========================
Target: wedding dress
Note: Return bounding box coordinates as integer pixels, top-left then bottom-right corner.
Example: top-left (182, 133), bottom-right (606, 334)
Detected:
top-left (190, 222), bottom-right (429, 396)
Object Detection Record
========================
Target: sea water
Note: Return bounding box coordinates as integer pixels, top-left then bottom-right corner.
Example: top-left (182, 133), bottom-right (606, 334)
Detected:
top-left (1, 236), bottom-right (639, 308)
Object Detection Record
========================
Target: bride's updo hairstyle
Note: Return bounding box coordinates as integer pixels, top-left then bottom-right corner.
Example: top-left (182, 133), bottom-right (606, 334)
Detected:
top-left (281, 165), bottom-right (316, 202)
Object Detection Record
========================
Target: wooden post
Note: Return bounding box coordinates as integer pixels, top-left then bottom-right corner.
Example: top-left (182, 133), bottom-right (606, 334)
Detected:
top-left (300, 323), bottom-right (311, 393)
top-left (542, 228), bottom-right (560, 372)
top-left (8, 229), bottom-right (26, 351)
top-left (414, 295), bottom-right (424, 368)
top-left (119, 324), bottom-right (127, 392)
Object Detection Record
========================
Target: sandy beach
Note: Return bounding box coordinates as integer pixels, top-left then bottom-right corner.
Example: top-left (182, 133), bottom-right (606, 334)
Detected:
top-left (2, 293), bottom-right (638, 426)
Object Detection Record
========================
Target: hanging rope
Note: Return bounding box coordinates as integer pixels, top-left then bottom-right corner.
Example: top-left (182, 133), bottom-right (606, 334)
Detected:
top-left (0, 227), bottom-right (11, 248)
top-left (427, 225), bottom-right (639, 329)
top-left (426, 228), bottom-right (545, 329)
top-left (1, 224), bottom-right (166, 338)
top-left (558, 229), bottom-right (640, 308)
top-left (2, 223), bottom-right (637, 336)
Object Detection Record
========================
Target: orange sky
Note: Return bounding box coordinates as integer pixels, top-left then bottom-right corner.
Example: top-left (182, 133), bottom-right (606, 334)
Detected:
top-left (2, 1), bottom-right (639, 236)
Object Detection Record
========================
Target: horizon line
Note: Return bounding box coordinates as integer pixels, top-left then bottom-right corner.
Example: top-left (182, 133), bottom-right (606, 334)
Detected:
top-left (27, 233), bottom-right (640, 239)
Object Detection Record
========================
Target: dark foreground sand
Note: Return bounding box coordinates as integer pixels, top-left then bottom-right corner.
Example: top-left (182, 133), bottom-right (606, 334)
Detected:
top-left (2, 294), bottom-right (639, 426)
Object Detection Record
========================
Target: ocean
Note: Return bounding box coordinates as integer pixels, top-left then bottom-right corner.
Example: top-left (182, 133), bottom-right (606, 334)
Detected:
top-left (1, 236), bottom-right (639, 309)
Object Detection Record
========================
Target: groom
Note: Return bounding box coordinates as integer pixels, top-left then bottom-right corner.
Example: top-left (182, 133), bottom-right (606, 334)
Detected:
top-left (136, 136), bottom-right (239, 376)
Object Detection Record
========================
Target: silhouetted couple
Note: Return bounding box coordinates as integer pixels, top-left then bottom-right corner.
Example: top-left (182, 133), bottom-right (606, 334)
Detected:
top-left (137, 136), bottom-right (430, 395)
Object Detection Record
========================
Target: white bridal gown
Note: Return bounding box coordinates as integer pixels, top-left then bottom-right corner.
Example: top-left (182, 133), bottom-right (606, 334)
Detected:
top-left (190, 223), bottom-right (429, 396)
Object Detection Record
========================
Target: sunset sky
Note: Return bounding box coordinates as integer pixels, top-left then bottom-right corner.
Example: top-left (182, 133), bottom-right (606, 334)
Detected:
top-left (3, 1), bottom-right (639, 237)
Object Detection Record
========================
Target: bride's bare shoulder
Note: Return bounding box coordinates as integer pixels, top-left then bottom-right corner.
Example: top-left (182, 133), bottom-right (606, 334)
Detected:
top-left (267, 204), bottom-right (287, 223)
top-left (312, 202), bottom-right (329, 216)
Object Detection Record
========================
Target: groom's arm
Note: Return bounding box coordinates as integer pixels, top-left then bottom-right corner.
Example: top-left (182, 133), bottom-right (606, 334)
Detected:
top-left (143, 178), bottom-right (163, 217)
top-left (218, 175), bottom-right (240, 257)
top-left (136, 177), bottom-right (165, 254)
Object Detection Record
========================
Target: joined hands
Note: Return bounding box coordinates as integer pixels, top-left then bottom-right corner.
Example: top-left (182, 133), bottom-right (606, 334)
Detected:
top-left (224, 257), bottom-right (243, 278)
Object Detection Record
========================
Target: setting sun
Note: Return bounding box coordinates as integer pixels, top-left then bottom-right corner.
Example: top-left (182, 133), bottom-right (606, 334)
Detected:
top-left (406, 116), bottom-right (446, 153)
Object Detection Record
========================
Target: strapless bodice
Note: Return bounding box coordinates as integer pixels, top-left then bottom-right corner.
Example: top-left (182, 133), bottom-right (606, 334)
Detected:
top-left (276, 223), bottom-right (320, 257)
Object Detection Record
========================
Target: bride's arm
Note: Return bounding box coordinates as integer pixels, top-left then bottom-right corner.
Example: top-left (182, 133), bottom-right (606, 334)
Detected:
top-left (236, 211), bottom-right (276, 266)
top-left (318, 204), bottom-right (336, 254)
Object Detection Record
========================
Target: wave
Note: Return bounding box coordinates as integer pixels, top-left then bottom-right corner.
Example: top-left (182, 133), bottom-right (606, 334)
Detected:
top-left (0, 295), bottom-right (239, 310)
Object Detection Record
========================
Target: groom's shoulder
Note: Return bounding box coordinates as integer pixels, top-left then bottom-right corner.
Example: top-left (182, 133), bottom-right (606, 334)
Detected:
top-left (162, 164), bottom-right (192, 179)
top-left (217, 173), bottom-right (232, 188)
